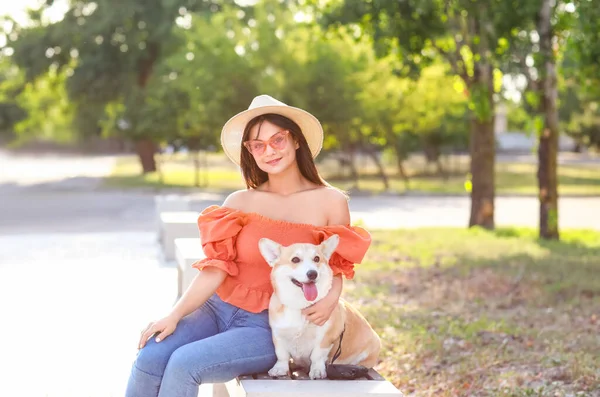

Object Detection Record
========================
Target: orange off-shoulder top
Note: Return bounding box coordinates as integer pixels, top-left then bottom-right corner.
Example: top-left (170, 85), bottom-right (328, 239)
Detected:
top-left (191, 205), bottom-right (372, 313)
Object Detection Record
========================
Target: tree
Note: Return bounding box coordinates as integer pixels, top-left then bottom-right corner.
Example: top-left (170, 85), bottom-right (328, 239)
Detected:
top-left (163, 5), bottom-right (259, 157)
top-left (567, 0), bottom-right (600, 151)
top-left (7, 0), bottom-right (235, 172)
top-left (504, 0), bottom-right (580, 240)
top-left (323, 0), bottom-right (530, 229)
top-left (0, 57), bottom-right (27, 142)
top-left (14, 64), bottom-right (76, 144)
top-left (560, 82), bottom-right (600, 151)
top-left (571, 0), bottom-right (600, 90)
top-left (535, 0), bottom-right (561, 239)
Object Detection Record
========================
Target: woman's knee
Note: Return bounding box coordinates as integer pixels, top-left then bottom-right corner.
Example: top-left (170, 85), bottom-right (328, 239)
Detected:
top-left (162, 332), bottom-right (277, 386)
top-left (133, 340), bottom-right (172, 377)
top-left (163, 347), bottom-right (202, 385)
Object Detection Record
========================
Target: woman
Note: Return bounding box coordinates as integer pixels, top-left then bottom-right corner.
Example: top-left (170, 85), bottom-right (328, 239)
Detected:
top-left (125, 95), bottom-right (371, 397)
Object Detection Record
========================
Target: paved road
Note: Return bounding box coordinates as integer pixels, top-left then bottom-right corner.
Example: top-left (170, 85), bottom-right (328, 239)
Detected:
top-left (1, 187), bottom-right (599, 236)
top-left (0, 150), bottom-right (116, 187)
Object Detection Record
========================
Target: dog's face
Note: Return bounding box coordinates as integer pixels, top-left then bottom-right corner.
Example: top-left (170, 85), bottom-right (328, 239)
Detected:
top-left (258, 235), bottom-right (339, 308)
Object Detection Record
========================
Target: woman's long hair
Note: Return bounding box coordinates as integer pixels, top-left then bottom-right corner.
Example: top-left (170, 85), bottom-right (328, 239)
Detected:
top-left (240, 113), bottom-right (326, 190)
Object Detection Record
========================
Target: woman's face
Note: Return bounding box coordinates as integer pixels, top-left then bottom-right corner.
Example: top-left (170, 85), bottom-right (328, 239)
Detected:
top-left (245, 120), bottom-right (299, 174)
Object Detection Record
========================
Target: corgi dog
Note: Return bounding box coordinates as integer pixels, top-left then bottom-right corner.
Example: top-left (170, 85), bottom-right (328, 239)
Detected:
top-left (258, 234), bottom-right (381, 380)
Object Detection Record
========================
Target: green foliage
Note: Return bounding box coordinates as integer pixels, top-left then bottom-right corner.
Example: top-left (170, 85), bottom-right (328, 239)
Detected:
top-left (469, 82), bottom-right (493, 121)
top-left (559, 4), bottom-right (600, 150)
top-left (163, 5), bottom-right (259, 149)
top-left (6, 0), bottom-right (236, 143)
top-left (571, 0), bottom-right (600, 90)
top-left (13, 64), bottom-right (76, 143)
top-left (0, 58), bottom-right (27, 140)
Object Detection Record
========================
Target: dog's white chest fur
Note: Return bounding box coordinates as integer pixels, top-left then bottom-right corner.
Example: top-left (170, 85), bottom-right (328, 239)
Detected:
top-left (270, 305), bottom-right (330, 367)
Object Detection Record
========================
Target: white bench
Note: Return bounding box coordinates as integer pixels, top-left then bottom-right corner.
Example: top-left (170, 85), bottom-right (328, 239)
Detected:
top-left (209, 368), bottom-right (403, 397)
top-left (174, 237), bottom-right (206, 297)
top-left (160, 211), bottom-right (200, 261)
top-left (155, 195), bottom-right (191, 230)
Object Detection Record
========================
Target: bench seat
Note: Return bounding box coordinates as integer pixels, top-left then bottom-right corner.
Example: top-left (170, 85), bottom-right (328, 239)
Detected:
top-left (209, 368), bottom-right (403, 397)
top-left (174, 237), bottom-right (205, 297)
top-left (160, 211), bottom-right (200, 261)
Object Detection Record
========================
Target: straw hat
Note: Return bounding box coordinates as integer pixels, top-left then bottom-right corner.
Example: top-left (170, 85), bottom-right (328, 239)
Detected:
top-left (220, 95), bottom-right (324, 166)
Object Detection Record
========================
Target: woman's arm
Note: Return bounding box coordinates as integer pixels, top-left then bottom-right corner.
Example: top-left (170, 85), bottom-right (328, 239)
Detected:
top-left (171, 189), bottom-right (248, 319)
top-left (171, 267), bottom-right (227, 320)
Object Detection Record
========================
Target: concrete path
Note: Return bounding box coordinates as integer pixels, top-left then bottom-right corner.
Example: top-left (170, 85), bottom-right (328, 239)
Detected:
top-left (2, 189), bottom-right (599, 236)
top-left (0, 150), bottom-right (116, 188)
top-left (0, 231), bottom-right (177, 397)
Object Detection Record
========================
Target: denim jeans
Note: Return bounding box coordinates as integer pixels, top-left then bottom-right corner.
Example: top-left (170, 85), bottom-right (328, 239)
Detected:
top-left (125, 293), bottom-right (277, 397)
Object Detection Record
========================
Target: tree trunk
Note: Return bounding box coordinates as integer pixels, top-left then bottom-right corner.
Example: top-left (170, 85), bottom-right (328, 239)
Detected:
top-left (133, 42), bottom-right (160, 173)
top-left (468, 61), bottom-right (496, 229)
top-left (364, 145), bottom-right (390, 190)
top-left (346, 144), bottom-right (359, 188)
top-left (396, 157), bottom-right (410, 190)
top-left (537, 0), bottom-right (559, 239)
top-left (135, 138), bottom-right (157, 173)
top-left (194, 150), bottom-right (200, 188)
top-left (469, 116), bottom-right (495, 229)
top-left (392, 139), bottom-right (410, 190)
top-left (435, 157), bottom-right (447, 180)
top-left (463, 11), bottom-right (495, 229)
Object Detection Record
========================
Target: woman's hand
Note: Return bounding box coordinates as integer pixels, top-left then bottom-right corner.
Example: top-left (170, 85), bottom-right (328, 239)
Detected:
top-left (138, 314), bottom-right (180, 349)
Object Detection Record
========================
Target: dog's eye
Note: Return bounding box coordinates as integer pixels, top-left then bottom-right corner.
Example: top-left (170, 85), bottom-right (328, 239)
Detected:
top-left (291, 257), bottom-right (300, 263)
top-left (313, 256), bottom-right (320, 262)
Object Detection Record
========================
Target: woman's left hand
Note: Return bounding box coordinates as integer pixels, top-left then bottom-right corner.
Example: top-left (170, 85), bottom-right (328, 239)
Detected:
top-left (302, 294), bottom-right (338, 326)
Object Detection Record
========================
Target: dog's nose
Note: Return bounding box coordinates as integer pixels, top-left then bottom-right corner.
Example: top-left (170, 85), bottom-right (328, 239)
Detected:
top-left (306, 270), bottom-right (318, 281)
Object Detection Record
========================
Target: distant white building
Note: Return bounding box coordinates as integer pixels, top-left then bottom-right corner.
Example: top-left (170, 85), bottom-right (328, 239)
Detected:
top-left (494, 103), bottom-right (576, 153)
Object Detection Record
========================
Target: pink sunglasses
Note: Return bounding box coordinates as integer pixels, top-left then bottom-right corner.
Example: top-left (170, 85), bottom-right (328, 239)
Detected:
top-left (243, 130), bottom-right (290, 156)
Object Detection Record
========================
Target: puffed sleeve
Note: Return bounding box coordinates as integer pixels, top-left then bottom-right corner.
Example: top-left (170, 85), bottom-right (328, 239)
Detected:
top-left (191, 206), bottom-right (244, 276)
top-left (313, 225), bottom-right (371, 279)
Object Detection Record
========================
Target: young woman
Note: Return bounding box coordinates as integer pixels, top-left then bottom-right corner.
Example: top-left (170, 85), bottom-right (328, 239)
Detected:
top-left (125, 95), bottom-right (371, 397)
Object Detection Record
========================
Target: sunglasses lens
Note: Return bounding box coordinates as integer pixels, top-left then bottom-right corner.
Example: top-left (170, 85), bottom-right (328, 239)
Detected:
top-left (271, 134), bottom-right (287, 149)
top-left (249, 142), bottom-right (265, 154)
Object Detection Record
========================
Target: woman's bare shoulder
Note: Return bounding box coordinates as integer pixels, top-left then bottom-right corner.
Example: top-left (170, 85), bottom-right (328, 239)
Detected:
top-left (222, 189), bottom-right (256, 211)
top-left (317, 185), bottom-right (349, 203)
top-left (314, 186), bottom-right (350, 225)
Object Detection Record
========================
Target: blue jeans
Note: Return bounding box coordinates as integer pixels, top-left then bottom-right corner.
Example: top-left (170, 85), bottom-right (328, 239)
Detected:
top-left (125, 294), bottom-right (277, 397)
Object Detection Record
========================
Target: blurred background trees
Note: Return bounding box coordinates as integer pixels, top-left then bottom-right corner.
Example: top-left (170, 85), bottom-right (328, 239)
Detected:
top-left (1, 0), bottom-right (598, 239)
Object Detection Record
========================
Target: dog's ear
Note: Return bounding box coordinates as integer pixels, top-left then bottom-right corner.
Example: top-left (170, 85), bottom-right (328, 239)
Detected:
top-left (320, 234), bottom-right (340, 261)
top-left (258, 238), bottom-right (282, 267)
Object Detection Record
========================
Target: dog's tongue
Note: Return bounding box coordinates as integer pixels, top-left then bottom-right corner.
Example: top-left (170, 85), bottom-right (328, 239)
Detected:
top-left (302, 283), bottom-right (318, 301)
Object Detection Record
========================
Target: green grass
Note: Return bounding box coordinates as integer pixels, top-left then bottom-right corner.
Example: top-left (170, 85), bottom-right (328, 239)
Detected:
top-left (331, 162), bottom-right (600, 195)
top-left (348, 227), bottom-right (600, 396)
top-left (103, 154), bottom-right (600, 196)
top-left (103, 156), bottom-right (244, 191)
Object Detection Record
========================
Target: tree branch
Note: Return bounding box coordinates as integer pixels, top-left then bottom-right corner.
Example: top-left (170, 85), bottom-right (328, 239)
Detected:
top-left (433, 39), bottom-right (471, 86)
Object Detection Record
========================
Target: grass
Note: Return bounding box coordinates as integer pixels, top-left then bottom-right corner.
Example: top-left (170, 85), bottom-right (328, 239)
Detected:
top-left (103, 153), bottom-right (600, 196)
top-left (347, 227), bottom-right (600, 396)
top-left (104, 157), bottom-right (244, 191)
top-left (331, 162), bottom-right (600, 196)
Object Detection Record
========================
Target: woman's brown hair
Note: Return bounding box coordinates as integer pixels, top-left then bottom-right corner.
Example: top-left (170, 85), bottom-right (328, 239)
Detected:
top-left (240, 113), bottom-right (326, 190)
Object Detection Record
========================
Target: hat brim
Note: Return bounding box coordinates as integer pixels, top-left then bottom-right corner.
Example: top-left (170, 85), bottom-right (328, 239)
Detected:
top-left (220, 105), bottom-right (324, 167)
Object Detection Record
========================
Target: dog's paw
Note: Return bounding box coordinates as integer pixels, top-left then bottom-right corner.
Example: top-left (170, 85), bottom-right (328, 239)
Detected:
top-left (308, 365), bottom-right (327, 380)
top-left (268, 362), bottom-right (289, 377)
